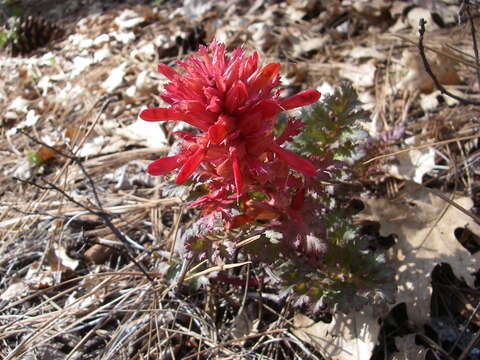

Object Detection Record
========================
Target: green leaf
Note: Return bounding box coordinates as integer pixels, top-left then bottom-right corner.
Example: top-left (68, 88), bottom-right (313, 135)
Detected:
top-left (0, 30), bottom-right (8, 47)
top-left (26, 150), bottom-right (43, 166)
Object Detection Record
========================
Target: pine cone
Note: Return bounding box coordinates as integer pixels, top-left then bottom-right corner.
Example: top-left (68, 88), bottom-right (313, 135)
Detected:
top-left (5, 16), bottom-right (64, 56)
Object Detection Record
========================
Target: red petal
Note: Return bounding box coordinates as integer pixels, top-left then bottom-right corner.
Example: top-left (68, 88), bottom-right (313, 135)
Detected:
top-left (275, 118), bottom-right (304, 145)
top-left (140, 108), bottom-right (187, 122)
top-left (206, 96), bottom-right (222, 113)
top-left (175, 147), bottom-right (205, 184)
top-left (157, 63), bottom-right (179, 81)
top-left (248, 63), bottom-right (280, 93)
top-left (230, 148), bottom-right (243, 195)
top-left (269, 143), bottom-right (316, 177)
top-left (147, 155), bottom-right (183, 176)
top-left (226, 214), bottom-right (253, 229)
top-left (208, 123), bottom-right (227, 145)
top-left (290, 188), bottom-right (306, 211)
top-left (223, 59), bottom-right (242, 89)
top-left (209, 115), bottom-right (235, 145)
top-left (140, 107), bottom-right (210, 131)
top-left (224, 80), bottom-right (248, 114)
top-left (172, 131), bottom-right (196, 140)
top-left (179, 100), bottom-right (218, 126)
top-left (280, 89), bottom-right (321, 110)
top-left (241, 52), bottom-right (258, 79)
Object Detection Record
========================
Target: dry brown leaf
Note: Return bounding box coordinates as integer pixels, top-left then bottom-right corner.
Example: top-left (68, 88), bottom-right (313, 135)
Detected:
top-left (396, 49), bottom-right (461, 93)
top-left (24, 262), bottom-right (54, 289)
top-left (46, 244), bottom-right (79, 272)
top-left (360, 183), bottom-right (480, 325)
top-left (0, 281), bottom-right (29, 301)
top-left (339, 61), bottom-right (377, 88)
top-left (36, 145), bottom-right (59, 163)
top-left (291, 37), bottom-right (327, 58)
top-left (84, 243), bottom-right (113, 265)
top-left (293, 306), bottom-right (382, 360)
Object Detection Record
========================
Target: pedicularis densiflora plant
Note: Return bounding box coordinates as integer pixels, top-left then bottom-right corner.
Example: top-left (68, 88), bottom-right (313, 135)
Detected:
top-left (141, 41), bottom-right (394, 312)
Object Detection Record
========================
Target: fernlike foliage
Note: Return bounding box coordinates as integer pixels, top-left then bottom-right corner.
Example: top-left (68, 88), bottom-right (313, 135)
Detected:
top-left (141, 42), bottom-right (393, 312)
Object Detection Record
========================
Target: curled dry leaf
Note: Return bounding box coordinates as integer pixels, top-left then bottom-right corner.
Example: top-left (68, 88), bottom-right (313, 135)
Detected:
top-left (419, 89), bottom-right (460, 112)
top-left (115, 115), bottom-right (168, 149)
top-left (47, 244), bottom-right (79, 272)
top-left (292, 37), bottom-right (327, 58)
top-left (101, 62), bottom-right (128, 92)
top-left (114, 9), bottom-right (146, 30)
top-left (406, 7), bottom-right (439, 32)
top-left (84, 243), bottom-right (113, 265)
top-left (0, 281), bottom-right (29, 301)
top-left (386, 138), bottom-right (435, 184)
top-left (339, 60), bottom-right (377, 88)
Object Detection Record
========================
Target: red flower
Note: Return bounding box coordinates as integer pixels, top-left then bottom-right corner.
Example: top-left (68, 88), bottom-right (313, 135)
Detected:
top-left (140, 41), bottom-right (320, 202)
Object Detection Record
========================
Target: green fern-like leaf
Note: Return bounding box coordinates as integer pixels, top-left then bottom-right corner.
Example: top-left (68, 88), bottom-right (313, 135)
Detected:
top-left (294, 82), bottom-right (368, 160)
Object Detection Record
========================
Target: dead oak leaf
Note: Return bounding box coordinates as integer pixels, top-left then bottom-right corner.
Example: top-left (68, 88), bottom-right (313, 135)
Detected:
top-left (360, 183), bottom-right (480, 325)
top-left (293, 306), bottom-right (382, 360)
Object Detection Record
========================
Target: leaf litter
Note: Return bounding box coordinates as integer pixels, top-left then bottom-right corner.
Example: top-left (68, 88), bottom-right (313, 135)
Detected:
top-left (0, 0), bottom-right (480, 359)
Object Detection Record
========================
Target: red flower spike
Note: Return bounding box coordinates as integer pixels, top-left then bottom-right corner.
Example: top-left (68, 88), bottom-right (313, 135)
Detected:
top-left (140, 41), bottom-right (321, 226)
top-left (176, 147), bottom-right (205, 184)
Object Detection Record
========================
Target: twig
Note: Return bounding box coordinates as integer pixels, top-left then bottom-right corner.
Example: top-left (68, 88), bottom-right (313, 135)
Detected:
top-left (14, 175), bottom-right (155, 283)
top-left (16, 120), bottom-right (156, 283)
top-left (0, 202), bottom-right (62, 220)
top-left (465, 2), bottom-right (480, 90)
top-left (181, 328), bottom-right (288, 360)
top-left (417, 18), bottom-right (480, 106)
top-left (19, 129), bottom-right (104, 212)
top-left (457, 299), bottom-right (480, 360)
top-left (458, 330), bottom-right (480, 360)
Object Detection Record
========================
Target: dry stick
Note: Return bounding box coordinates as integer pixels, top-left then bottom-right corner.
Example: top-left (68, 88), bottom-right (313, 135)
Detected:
top-left (415, 333), bottom-right (458, 360)
top-left (465, 2), bottom-right (480, 91)
top-left (0, 271), bottom-right (166, 335)
top-left (181, 328), bottom-right (288, 360)
top-left (363, 133), bottom-right (480, 165)
top-left (0, 96), bottom-right (111, 256)
top-left (2, 275), bottom-right (125, 360)
top-left (16, 135), bottom-right (155, 284)
top-left (418, 18), bottom-right (480, 106)
top-left (455, 300), bottom-right (480, 359)
top-left (19, 130), bottom-right (104, 213)
top-left (458, 327), bottom-right (480, 360)
top-left (423, 185), bottom-right (480, 224)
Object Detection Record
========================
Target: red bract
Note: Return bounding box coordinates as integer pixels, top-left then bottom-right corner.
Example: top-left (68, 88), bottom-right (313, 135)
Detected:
top-left (141, 41), bottom-right (320, 214)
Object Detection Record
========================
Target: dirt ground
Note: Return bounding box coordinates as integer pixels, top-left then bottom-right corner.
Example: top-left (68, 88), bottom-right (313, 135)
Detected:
top-left (1, 0), bottom-right (480, 359)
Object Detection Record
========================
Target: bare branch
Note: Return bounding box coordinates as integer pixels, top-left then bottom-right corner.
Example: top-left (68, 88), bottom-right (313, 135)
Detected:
top-left (417, 18), bottom-right (480, 106)
top-left (465, 1), bottom-right (480, 90)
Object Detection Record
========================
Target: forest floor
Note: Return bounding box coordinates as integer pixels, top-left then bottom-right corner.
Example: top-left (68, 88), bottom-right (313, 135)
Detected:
top-left (1, 0), bottom-right (480, 359)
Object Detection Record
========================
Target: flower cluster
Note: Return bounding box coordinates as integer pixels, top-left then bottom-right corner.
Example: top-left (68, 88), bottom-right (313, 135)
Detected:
top-left (141, 41), bottom-right (320, 228)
